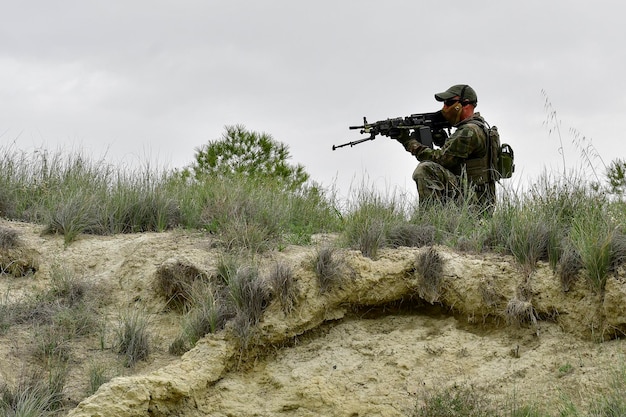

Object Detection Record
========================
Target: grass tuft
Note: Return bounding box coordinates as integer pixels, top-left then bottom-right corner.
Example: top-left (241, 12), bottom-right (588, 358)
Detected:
top-left (414, 247), bottom-right (444, 303)
top-left (505, 298), bottom-right (537, 327)
top-left (0, 226), bottom-right (20, 250)
top-left (154, 260), bottom-right (208, 311)
top-left (227, 265), bottom-right (271, 348)
top-left (268, 261), bottom-right (298, 314)
top-left (387, 223), bottom-right (436, 248)
top-left (115, 309), bottom-right (151, 367)
top-left (314, 246), bottom-right (344, 294)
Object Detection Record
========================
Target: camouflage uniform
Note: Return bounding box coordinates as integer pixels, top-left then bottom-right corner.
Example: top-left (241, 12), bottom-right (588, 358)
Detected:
top-left (406, 113), bottom-right (496, 212)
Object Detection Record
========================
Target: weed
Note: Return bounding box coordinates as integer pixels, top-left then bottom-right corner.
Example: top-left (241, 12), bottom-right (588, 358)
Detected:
top-left (42, 191), bottom-right (98, 244)
top-left (569, 204), bottom-right (613, 291)
top-left (115, 308), bottom-right (151, 367)
top-left (86, 362), bottom-right (112, 396)
top-left (177, 281), bottom-right (232, 350)
top-left (31, 324), bottom-right (73, 364)
top-left (168, 336), bottom-right (188, 356)
top-left (558, 363), bottom-right (573, 377)
top-left (314, 246), bottom-right (343, 294)
top-left (342, 186), bottom-right (406, 259)
top-left (506, 210), bottom-right (552, 274)
top-left (387, 223), bottom-right (436, 248)
top-left (559, 243), bottom-right (583, 292)
top-left (154, 260), bottom-right (208, 311)
top-left (413, 382), bottom-right (495, 417)
top-left (0, 370), bottom-right (65, 417)
top-left (268, 261), bottom-right (298, 314)
top-left (0, 226), bottom-right (19, 250)
top-left (505, 298), bottom-right (537, 327)
top-left (414, 247), bottom-right (444, 303)
top-left (227, 265), bottom-right (271, 348)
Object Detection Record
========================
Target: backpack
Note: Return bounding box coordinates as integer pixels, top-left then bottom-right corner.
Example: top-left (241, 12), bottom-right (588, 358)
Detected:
top-left (486, 125), bottom-right (515, 180)
top-left (470, 121), bottom-right (514, 181)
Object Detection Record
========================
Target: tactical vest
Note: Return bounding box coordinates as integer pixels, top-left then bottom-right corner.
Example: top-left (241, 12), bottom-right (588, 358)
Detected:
top-left (459, 121), bottom-right (494, 186)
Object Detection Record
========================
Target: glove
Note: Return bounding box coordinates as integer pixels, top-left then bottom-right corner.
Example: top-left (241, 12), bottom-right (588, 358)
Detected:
top-left (388, 128), bottom-right (402, 139)
top-left (389, 128), bottom-right (410, 144)
top-left (404, 139), bottom-right (423, 154)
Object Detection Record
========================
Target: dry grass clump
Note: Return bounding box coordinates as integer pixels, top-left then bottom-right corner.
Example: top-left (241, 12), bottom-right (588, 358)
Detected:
top-left (114, 308), bottom-right (151, 367)
top-left (314, 246), bottom-right (344, 294)
top-left (1, 267), bottom-right (101, 346)
top-left (505, 298), bottom-right (537, 326)
top-left (0, 228), bottom-right (38, 276)
top-left (609, 229), bottom-right (626, 274)
top-left (268, 261), bottom-right (298, 314)
top-left (228, 265), bottom-right (272, 347)
top-left (171, 280), bottom-right (233, 354)
top-left (387, 223), bottom-right (436, 248)
top-left (558, 244), bottom-right (583, 292)
top-left (154, 259), bottom-right (209, 311)
top-left (413, 382), bottom-right (495, 417)
top-left (0, 226), bottom-right (19, 249)
top-left (414, 247), bottom-right (444, 303)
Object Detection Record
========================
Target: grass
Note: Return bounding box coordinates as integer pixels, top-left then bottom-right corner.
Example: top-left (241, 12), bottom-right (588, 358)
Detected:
top-left (314, 246), bottom-right (344, 294)
top-left (0, 225), bottom-right (19, 249)
top-left (155, 260), bottom-right (209, 312)
top-left (2, 139), bottom-right (626, 413)
top-left (174, 280), bottom-right (232, 352)
top-left (114, 308), bottom-right (151, 367)
top-left (414, 247), bottom-right (445, 303)
top-left (268, 261), bottom-right (298, 314)
top-left (226, 264), bottom-right (271, 347)
top-left (85, 362), bottom-right (112, 396)
top-left (0, 370), bottom-right (66, 417)
top-left (413, 382), bottom-right (543, 417)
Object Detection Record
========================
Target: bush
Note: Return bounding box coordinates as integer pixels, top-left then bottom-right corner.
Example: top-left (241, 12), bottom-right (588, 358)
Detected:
top-left (188, 125), bottom-right (309, 191)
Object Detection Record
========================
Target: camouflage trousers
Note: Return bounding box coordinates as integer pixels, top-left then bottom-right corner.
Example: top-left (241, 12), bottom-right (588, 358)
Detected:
top-left (412, 161), bottom-right (495, 213)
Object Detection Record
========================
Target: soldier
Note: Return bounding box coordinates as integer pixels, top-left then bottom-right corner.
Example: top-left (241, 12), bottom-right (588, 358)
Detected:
top-left (400, 84), bottom-right (496, 213)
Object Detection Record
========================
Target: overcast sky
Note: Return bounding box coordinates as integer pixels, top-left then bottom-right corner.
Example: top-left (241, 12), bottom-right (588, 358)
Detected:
top-left (2, 0), bottom-right (625, 201)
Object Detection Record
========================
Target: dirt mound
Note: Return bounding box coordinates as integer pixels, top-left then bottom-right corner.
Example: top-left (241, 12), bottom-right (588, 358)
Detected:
top-left (1, 219), bottom-right (625, 416)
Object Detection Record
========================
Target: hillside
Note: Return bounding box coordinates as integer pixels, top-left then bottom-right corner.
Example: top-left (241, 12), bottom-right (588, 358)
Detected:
top-left (1, 218), bottom-right (626, 416)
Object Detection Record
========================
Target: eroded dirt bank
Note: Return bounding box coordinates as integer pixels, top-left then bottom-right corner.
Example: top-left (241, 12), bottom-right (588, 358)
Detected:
top-left (1, 220), bottom-right (626, 416)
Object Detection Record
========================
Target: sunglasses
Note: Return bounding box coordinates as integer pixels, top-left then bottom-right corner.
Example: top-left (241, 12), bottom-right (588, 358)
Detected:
top-left (443, 98), bottom-right (460, 107)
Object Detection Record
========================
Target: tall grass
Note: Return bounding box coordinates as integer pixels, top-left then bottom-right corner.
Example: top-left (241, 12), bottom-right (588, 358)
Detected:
top-left (341, 186), bottom-right (408, 258)
top-left (114, 308), bottom-right (151, 367)
top-left (0, 145), bottom-right (340, 247)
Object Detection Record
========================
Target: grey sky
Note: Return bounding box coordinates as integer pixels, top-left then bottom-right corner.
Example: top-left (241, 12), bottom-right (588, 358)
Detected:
top-left (2, 0), bottom-right (625, 200)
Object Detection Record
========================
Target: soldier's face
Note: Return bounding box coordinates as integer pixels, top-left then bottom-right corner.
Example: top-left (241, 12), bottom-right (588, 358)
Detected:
top-left (442, 96), bottom-right (463, 125)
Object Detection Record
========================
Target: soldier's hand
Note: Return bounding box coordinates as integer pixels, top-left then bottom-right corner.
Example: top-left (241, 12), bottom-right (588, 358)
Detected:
top-left (389, 129), bottom-right (410, 144)
top-left (388, 128), bottom-right (402, 139)
top-left (404, 139), bottom-right (423, 154)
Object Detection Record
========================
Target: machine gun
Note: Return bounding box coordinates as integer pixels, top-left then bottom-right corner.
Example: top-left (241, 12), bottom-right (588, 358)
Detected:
top-left (332, 111), bottom-right (451, 150)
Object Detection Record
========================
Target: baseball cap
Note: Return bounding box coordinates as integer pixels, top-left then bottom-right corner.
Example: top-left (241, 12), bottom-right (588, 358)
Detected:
top-left (434, 84), bottom-right (478, 104)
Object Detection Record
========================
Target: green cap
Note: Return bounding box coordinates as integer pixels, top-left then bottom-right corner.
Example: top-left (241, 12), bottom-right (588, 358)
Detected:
top-left (434, 84), bottom-right (478, 104)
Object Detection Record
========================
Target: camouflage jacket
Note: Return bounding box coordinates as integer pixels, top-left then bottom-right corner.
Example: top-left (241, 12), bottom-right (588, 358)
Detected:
top-left (411, 113), bottom-right (488, 176)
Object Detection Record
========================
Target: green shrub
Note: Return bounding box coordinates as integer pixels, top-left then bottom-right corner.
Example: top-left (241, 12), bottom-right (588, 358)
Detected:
top-left (188, 124), bottom-right (309, 191)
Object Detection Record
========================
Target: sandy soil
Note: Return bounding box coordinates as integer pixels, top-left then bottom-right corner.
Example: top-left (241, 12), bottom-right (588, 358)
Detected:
top-left (1, 219), bottom-right (625, 417)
